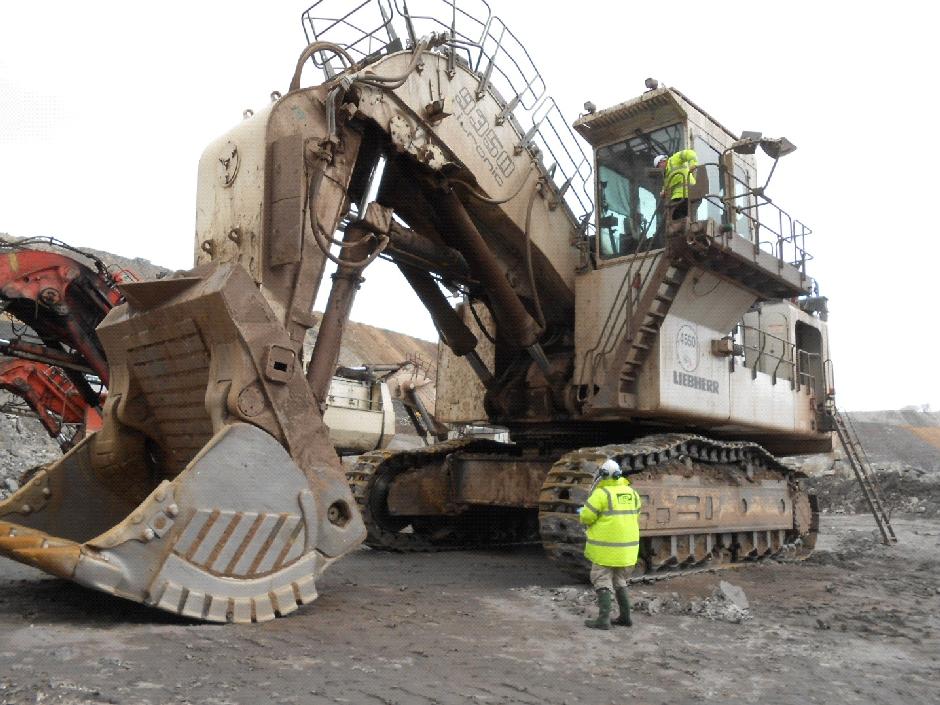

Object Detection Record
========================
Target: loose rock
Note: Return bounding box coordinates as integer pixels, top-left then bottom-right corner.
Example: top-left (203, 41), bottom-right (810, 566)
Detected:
top-left (716, 581), bottom-right (749, 611)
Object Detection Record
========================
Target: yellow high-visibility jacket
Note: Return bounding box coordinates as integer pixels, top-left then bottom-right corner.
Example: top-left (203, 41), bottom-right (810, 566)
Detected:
top-left (663, 149), bottom-right (698, 201)
top-left (579, 477), bottom-right (641, 568)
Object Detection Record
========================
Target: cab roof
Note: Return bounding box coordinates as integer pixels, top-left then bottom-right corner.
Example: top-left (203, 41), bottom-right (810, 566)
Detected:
top-left (573, 87), bottom-right (740, 148)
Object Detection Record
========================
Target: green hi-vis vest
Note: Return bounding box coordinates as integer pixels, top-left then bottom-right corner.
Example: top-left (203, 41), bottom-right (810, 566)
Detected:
top-left (579, 477), bottom-right (641, 568)
top-left (664, 149), bottom-right (698, 201)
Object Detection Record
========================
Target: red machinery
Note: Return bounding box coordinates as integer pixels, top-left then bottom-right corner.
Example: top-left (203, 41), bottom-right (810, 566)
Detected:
top-left (0, 358), bottom-right (102, 450)
top-left (0, 237), bottom-right (126, 448)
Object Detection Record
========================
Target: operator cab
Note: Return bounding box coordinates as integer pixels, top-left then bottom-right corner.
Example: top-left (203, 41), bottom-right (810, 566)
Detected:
top-left (575, 86), bottom-right (761, 262)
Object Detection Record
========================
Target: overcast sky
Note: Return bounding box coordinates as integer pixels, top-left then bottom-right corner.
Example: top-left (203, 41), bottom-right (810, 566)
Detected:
top-left (1, 1), bottom-right (936, 411)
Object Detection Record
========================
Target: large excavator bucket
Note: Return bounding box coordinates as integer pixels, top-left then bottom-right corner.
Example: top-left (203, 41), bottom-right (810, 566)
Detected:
top-left (0, 263), bottom-right (365, 622)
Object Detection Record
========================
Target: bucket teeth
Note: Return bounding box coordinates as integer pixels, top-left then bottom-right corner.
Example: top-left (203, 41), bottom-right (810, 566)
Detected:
top-left (10, 544), bottom-right (81, 580)
top-left (0, 522), bottom-right (81, 580)
top-left (0, 522), bottom-right (43, 552)
top-left (0, 264), bottom-right (366, 622)
top-left (0, 534), bottom-right (46, 552)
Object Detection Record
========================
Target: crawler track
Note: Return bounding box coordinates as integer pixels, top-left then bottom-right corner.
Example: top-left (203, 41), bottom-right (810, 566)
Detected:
top-left (347, 439), bottom-right (540, 551)
top-left (538, 433), bottom-right (818, 581)
top-left (349, 433), bottom-right (819, 586)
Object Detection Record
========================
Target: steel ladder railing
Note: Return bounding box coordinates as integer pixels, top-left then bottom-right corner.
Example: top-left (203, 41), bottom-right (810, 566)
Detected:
top-left (832, 410), bottom-right (898, 545)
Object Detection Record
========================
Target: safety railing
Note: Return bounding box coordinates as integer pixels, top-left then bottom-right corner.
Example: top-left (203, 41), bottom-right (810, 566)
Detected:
top-left (695, 164), bottom-right (813, 277)
top-left (733, 323), bottom-right (821, 394)
top-left (326, 387), bottom-right (385, 412)
top-left (301, 0), bottom-right (594, 233)
top-left (301, 0), bottom-right (400, 74)
top-left (741, 324), bottom-right (792, 384)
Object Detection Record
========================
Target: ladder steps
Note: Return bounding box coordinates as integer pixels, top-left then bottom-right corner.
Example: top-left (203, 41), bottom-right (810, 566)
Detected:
top-left (833, 410), bottom-right (897, 544)
top-left (610, 256), bottom-right (690, 401)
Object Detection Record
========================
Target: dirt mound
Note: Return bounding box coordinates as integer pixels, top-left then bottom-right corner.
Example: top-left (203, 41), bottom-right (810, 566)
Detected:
top-left (844, 411), bottom-right (940, 478)
top-left (304, 313), bottom-right (437, 374)
top-left (806, 470), bottom-right (940, 518)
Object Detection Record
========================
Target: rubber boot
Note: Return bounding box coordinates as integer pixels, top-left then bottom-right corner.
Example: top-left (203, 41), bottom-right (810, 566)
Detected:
top-left (612, 587), bottom-right (633, 627)
top-left (584, 589), bottom-right (612, 630)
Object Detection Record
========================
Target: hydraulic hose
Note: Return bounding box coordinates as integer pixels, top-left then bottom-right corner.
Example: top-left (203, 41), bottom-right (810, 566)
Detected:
top-left (289, 41), bottom-right (354, 92)
top-left (305, 158), bottom-right (388, 269)
top-left (449, 167), bottom-right (534, 206)
top-left (352, 39), bottom-right (429, 90)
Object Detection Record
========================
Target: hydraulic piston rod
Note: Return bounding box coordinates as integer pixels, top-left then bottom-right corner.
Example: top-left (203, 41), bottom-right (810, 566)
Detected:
top-left (398, 263), bottom-right (493, 387)
top-left (434, 189), bottom-right (552, 376)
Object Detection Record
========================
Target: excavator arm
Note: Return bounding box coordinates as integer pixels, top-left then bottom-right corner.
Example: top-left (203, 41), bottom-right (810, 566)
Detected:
top-left (0, 358), bottom-right (101, 450)
top-left (0, 240), bottom-right (120, 449)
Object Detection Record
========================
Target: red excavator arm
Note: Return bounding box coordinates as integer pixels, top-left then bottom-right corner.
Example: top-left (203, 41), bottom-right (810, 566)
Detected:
top-left (0, 238), bottom-right (124, 389)
top-left (0, 238), bottom-right (123, 446)
top-left (0, 358), bottom-right (102, 450)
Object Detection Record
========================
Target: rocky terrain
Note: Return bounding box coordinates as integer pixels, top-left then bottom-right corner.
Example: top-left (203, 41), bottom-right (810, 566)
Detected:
top-left (0, 412), bottom-right (58, 497)
top-left (791, 410), bottom-right (940, 518)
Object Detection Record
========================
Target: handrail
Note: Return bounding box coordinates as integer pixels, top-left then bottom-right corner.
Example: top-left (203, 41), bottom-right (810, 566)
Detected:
top-left (326, 390), bottom-right (384, 412)
top-left (579, 186), bottom-right (673, 389)
top-left (823, 358), bottom-right (836, 398)
top-left (301, 0), bottom-right (594, 232)
top-left (733, 323), bottom-right (823, 393)
top-left (694, 162), bottom-right (813, 277)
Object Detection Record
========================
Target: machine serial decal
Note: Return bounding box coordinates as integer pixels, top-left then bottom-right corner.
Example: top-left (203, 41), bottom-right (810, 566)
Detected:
top-left (455, 87), bottom-right (515, 186)
top-left (676, 324), bottom-right (699, 372)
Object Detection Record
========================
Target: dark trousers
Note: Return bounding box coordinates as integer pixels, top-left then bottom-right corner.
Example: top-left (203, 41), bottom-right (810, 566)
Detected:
top-left (669, 198), bottom-right (688, 220)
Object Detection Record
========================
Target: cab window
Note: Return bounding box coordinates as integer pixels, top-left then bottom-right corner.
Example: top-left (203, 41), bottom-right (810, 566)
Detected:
top-left (691, 135), bottom-right (723, 224)
top-left (596, 124), bottom-right (684, 260)
top-left (733, 163), bottom-right (753, 241)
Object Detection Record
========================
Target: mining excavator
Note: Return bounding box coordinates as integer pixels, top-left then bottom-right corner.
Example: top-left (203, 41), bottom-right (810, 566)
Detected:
top-left (0, 0), bottom-right (835, 622)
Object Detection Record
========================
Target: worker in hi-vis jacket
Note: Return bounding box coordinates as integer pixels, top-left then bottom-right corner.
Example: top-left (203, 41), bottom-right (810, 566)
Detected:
top-left (579, 459), bottom-right (642, 630)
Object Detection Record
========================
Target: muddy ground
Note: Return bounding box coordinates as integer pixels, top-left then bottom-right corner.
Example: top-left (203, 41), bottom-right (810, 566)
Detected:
top-left (0, 515), bottom-right (937, 705)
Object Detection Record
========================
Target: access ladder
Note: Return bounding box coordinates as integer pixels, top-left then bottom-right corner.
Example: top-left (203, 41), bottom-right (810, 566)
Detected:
top-left (833, 410), bottom-right (898, 544)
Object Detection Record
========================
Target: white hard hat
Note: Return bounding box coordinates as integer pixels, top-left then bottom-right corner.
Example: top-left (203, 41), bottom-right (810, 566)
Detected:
top-left (598, 459), bottom-right (622, 479)
top-left (653, 154), bottom-right (668, 167)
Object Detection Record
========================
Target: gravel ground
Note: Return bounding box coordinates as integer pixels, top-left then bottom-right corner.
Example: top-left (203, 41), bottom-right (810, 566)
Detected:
top-left (0, 514), bottom-right (937, 705)
top-left (0, 410), bottom-right (59, 499)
